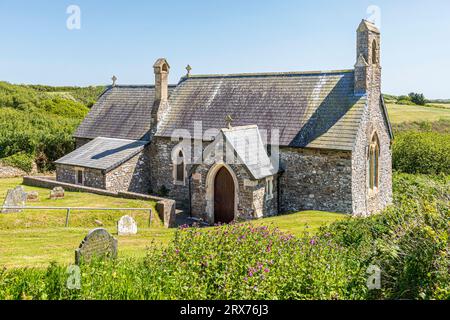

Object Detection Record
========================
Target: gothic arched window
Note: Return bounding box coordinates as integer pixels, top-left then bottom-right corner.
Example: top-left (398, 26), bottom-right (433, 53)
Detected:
top-left (372, 40), bottom-right (378, 65)
top-left (368, 133), bottom-right (380, 191)
top-left (175, 150), bottom-right (185, 184)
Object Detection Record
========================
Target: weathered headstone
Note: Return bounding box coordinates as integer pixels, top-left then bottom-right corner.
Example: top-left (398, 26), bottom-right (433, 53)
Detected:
top-left (75, 228), bottom-right (118, 265)
top-left (117, 215), bottom-right (138, 235)
top-left (26, 191), bottom-right (39, 202)
top-left (50, 187), bottom-right (65, 200)
top-left (1, 186), bottom-right (27, 213)
top-left (157, 199), bottom-right (177, 228)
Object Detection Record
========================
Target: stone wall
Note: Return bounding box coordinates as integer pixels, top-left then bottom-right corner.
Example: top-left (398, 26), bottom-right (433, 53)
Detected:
top-left (351, 92), bottom-right (393, 216)
top-left (0, 164), bottom-right (27, 178)
top-left (148, 137), bottom-right (191, 209)
top-left (56, 164), bottom-right (105, 189)
top-left (279, 148), bottom-right (353, 214)
top-left (56, 150), bottom-right (151, 194)
top-left (105, 150), bottom-right (151, 193)
top-left (190, 161), bottom-right (278, 224)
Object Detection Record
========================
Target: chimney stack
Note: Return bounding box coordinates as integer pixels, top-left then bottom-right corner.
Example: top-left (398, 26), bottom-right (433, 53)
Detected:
top-left (153, 58), bottom-right (170, 102)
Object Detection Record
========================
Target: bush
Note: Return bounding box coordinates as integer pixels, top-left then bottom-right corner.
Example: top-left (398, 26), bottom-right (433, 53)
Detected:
top-left (408, 92), bottom-right (426, 106)
top-left (0, 82), bottom-right (102, 172)
top-left (0, 152), bottom-right (34, 172)
top-left (393, 131), bottom-right (450, 174)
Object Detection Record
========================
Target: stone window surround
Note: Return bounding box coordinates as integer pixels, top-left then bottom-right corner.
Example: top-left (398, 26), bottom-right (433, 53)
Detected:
top-left (368, 132), bottom-right (380, 196)
top-left (205, 162), bottom-right (239, 224)
top-left (172, 146), bottom-right (187, 186)
top-left (265, 176), bottom-right (274, 201)
top-left (75, 167), bottom-right (85, 186)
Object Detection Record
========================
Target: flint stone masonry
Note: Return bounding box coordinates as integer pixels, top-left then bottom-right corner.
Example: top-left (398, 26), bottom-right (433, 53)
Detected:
top-left (56, 150), bottom-right (151, 194)
top-left (1, 186), bottom-right (27, 213)
top-left (105, 151), bottom-right (151, 194)
top-left (189, 140), bottom-right (278, 224)
top-left (0, 164), bottom-right (27, 178)
top-left (117, 215), bottom-right (138, 235)
top-left (279, 148), bottom-right (353, 214)
top-left (149, 138), bottom-right (190, 209)
top-left (75, 228), bottom-right (118, 265)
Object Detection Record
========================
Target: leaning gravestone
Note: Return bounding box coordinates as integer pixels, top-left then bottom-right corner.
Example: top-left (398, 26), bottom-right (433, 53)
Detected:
top-left (1, 186), bottom-right (27, 214)
top-left (117, 215), bottom-right (138, 236)
top-left (50, 187), bottom-right (65, 200)
top-left (75, 228), bottom-right (118, 265)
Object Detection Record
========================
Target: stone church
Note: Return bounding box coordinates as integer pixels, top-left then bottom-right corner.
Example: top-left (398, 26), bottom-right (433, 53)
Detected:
top-left (55, 20), bottom-right (393, 223)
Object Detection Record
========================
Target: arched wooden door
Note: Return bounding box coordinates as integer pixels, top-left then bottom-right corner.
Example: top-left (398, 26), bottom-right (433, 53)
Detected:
top-left (214, 167), bottom-right (235, 224)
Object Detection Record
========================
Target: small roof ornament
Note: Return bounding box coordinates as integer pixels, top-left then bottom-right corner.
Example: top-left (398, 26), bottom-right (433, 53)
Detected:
top-left (225, 114), bottom-right (234, 129)
top-left (111, 75), bottom-right (118, 87)
top-left (186, 65), bottom-right (192, 77)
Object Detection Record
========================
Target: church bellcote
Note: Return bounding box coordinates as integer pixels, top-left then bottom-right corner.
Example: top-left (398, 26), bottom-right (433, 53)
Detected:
top-left (153, 58), bottom-right (170, 103)
top-left (354, 20), bottom-right (381, 95)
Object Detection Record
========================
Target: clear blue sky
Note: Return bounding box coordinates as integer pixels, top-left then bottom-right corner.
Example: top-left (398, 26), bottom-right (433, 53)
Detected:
top-left (1, 0), bottom-right (449, 98)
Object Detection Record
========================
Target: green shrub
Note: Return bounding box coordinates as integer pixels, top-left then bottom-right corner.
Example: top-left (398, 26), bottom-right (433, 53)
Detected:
top-left (0, 152), bottom-right (34, 172)
top-left (0, 82), bottom-right (101, 172)
top-left (393, 131), bottom-right (450, 174)
top-left (408, 92), bottom-right (426, 106)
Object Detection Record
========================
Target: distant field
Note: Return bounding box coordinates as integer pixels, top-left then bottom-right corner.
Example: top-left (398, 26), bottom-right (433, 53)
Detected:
top-left (0, 178), bottom-right (343, 268)
top-left (387, 103), bottom-right (450, 124)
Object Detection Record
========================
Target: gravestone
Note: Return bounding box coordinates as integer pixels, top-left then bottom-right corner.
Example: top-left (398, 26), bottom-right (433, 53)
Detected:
top-left (75, 228), bottom-right (118, 265)
top-left (26, 191), bottom-right (39, 202)
top-left (50, 187), bottom-right (65, 200)
top-left (117, 215), bottom-right (138, 236)
top-left (1, 186), bottom-right (27, 213)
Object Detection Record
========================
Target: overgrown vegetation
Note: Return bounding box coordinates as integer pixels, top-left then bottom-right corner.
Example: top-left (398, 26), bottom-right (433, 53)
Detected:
top-left (0, 82), bottom-right (104, 172)
top-left (0, 173), bottom-right (448, 300)
top-left (393, 131), bottom-right (450, 175)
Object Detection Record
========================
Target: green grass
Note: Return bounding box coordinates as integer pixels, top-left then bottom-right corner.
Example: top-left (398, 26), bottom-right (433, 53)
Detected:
top-left (387, 103), bottom-right (450, 124)
top-left (0, 178), bottom-right (343, 268)
top-left (251, 211), bottom-right (346, 234)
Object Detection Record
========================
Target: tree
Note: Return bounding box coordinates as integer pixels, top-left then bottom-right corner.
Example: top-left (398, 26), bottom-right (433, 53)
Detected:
top-left (408, 92), bottom-right (426, 106)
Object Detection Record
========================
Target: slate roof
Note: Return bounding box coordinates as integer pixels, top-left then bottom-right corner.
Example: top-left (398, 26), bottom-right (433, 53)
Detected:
top-left (221, 125), bottom-right (278, 179)
top-left (156, 70), bottom-right (367, 151)
top-left (55, 137), bottom-right (148, 172)
top-left (74, 85), bottom-right (176, 141)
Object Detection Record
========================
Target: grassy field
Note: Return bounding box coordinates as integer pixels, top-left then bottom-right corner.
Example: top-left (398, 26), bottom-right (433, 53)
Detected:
top-left (0, 178), bottom-right (345, 268)
top-left (387, 103), bottom-right (450, 124)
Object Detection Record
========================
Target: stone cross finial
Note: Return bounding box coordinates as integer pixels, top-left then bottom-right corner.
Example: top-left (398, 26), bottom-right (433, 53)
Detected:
top-left (225, 115), bottom-right (234, 129)
top-left (186, 65), bottom-right (192, 77)
top-left (111, 75), bottom-right (117, 87)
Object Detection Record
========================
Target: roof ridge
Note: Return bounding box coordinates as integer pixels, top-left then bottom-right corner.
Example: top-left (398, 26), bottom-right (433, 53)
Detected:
top-left (106, 84), bottom-right (177, 89)
top-left (181, 69), bottom-right (354, 80)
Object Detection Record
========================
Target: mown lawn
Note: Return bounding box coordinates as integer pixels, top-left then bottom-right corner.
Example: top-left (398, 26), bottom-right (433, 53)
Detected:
top-left (387, 103), bottom-right (450, 124)
top-left (0, 178), bottom-right (344, 268)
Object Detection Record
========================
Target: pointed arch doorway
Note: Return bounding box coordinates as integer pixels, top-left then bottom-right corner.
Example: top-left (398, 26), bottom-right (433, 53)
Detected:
top-left (214, 167), bottom-right (235, 224)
